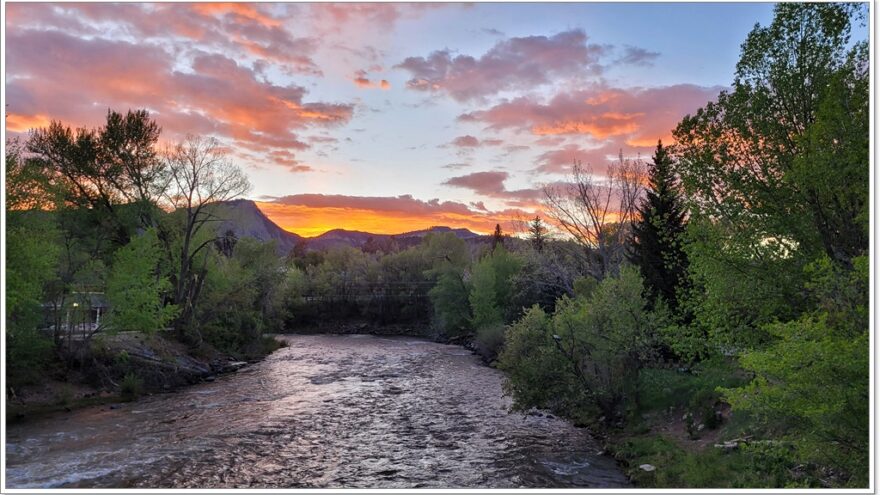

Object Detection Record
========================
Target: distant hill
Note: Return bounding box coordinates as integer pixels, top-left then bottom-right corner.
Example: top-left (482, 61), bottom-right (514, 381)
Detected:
top-left (212, 200), bottom-right (484, 254)
top-left (212, 199), bottom-right (303, 254)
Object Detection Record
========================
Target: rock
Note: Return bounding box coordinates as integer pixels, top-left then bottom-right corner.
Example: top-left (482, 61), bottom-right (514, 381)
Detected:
top-left (714, 441), bottom-right (739, 451)
top-left (204, 375), bottom-right (216, 382)
top-left (109, 404), bottom-right (121, 410)
top-left (697, 423), bottom-right (706, 431)
top-left (639, 464), bottom-right (656, 472)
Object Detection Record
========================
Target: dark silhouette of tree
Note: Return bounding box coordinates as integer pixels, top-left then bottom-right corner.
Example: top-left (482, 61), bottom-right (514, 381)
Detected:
top-left (543, 154), bottom-right (645, 280)
top-left (528, 216), bottom-right (547, 252)
top-left (27, 109), bottom-right (164, 244)
top-left (491, 224), bottom-right (505, 249)
top-left (628, 141), bottom-right (688, 310)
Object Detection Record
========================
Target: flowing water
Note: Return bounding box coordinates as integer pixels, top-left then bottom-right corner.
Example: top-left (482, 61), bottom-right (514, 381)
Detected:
top-left (5, 334), bottom-right (629, 488)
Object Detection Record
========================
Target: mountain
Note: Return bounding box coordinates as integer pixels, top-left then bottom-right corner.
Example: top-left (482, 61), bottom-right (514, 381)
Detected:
top-left (212, 199), bottom-right (303, 254)
top-left (306, 226), bottom-right (482, 251)
top-left (212, 200), bottom-right (483, 254)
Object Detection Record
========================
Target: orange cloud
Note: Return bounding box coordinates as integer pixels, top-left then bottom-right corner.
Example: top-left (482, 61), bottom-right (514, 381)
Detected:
top-left (5, 113), bottom-right (53, 133)
top-left (191, 3), bottom-right (281, 27)
top-left (532, 119), bottom-right (640, 137)
top-left (351, 69), bottom-right (391, 90)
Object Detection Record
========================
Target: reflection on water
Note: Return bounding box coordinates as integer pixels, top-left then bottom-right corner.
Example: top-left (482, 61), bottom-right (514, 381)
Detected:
top-left (5, 334), bottom-right (629, 488)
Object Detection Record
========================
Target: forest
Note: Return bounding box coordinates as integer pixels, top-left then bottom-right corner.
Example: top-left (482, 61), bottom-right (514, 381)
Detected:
top-left (5, 3), bottom-right (869, 488)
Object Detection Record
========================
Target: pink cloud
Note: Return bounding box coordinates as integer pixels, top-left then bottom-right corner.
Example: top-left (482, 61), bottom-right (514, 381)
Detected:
top-left (443, 171), bottom-right (542, 206)
top-left (351, 69), bottom-right (392, 90)
top-left (447, 135), bottom-right (504, 148)
top-left (395, 29), bottom-right (606, 102)
top-left (5, 28), bottom-right (354, 172)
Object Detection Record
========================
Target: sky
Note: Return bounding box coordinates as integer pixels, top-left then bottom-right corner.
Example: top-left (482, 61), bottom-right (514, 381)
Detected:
top-left (4, 2), bottom-right (778, 236)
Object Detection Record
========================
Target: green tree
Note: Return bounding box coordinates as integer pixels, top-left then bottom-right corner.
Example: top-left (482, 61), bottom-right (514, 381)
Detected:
top-left (423, 233), bottom-right (471, 337)
top-left (27, 109), bottom-right (165, 244)
top-left (105, 229), bottom-right (177, 334)
top-left (673, 3), bottom-right (868, 348)
top-left (501, 265), bottom-right (658, 420)
top-left (628, 141), bottom-right (688, 312)
top-left (722, 256), bottom-right (868, 486)
top-left (5, 141), bottom-right (60, 385)
top-left (159, 135), bottom-right (250, 337)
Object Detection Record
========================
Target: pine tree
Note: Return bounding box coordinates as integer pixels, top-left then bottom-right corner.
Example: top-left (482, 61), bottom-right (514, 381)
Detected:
top-left (628, 141), bottom-right (688, 311)
top-left (528, 216), bottom-right (547, 252)
top-left (491, 223), bottom-right (505, 249)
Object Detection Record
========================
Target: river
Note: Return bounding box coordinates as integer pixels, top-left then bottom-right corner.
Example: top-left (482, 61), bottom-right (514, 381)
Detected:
top-left (5, 334), bottom-right (629, 488)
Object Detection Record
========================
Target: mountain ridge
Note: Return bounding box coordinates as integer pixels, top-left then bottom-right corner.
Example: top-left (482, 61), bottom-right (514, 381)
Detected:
top-left (215, 199), bottom-right (484, 253)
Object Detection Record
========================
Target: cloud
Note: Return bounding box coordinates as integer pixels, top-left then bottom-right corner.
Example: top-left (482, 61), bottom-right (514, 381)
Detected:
top-left (5, 27), bottom-right (354, 172)
top-left (351, 69), bottom-right (391, 89)
top-left (442, 171), bottom-right (542, 206)
top-left (257, 193), bottom-right (533, 236)
top-left (617, 45), bottom-right (661, 66)
top-left (7, 3), bottom-right (323, 75)
top-left (395, 29), bottom-right (606, 102)
top-left (458, 83), bottom-right (722, 173)
top-left (446, 135), bottom-right (504, 148)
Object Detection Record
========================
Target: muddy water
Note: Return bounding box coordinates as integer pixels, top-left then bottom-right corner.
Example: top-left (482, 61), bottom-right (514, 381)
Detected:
top-left (5, 334), bottom-right (628, 488)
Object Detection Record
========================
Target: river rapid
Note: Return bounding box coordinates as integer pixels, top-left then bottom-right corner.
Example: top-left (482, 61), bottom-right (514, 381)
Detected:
top-left (5, 334), bottom-right (629, 488)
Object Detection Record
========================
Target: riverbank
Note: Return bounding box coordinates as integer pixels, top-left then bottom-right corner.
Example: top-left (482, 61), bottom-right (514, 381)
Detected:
top-left (6, 331), bottom-right (283, 424)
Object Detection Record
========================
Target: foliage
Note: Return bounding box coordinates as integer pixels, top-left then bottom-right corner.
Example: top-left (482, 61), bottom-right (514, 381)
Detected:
top-left (105, 229), bottom-right (177, 334)
top-left (527, 216), bottom-right (548, 252)
top-left (424, 233), bottom-right (472, 336)
top-left (120, 372), bottom-right (144, 401)
top-left (502, 266), bottom-right (658, 420)
top-left (722, 256), bottom-right (869, 486)
top-left (6, 145), bottom-right (60, 386)
top-left (498, 306), bottom-right (584, 414)
top-left (27, 109), bottom-right (164, 244)
top-left (628, 141), bottom-right (688, 312)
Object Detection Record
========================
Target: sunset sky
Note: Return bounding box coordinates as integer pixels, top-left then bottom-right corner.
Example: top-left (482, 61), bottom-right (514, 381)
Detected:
top-left (5, 2), bottom-right (778, 236)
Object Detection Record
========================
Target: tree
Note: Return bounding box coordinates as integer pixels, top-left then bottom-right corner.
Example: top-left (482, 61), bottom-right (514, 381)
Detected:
top-left (627, 141), bottom-right (688, 311)
top-left (722, 256), bottom-right (869, 486)
top-left (674, 3), bottom-right (867, 268)
top-left (105, 229), bottom-right (177, 334)
top-left (543, 153), bottom-right (645, 280)
top-left (27, 109), bottom-right (165, 243)
top-left (159, 135), bottom-right (251, 337)
top-left (527, 216), bottom-right (548, 252)
top-left (672, 2), bottom-right (868, 347)
top-left (491, 223), bottom-right (505, 249)
top-left (5, 140), bottom-right (60, 385)
top-left (501, 265), bottom-right (659, 420)
top-left (423, 233), bottom-right (471, 337)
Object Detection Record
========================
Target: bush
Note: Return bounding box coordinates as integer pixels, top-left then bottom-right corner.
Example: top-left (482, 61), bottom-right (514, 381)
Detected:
top-left (500, 266), bottom-right (659, 421)
top-left (120, 372), bottom-right (143, 401)
top-left (498, 305), bottom-right (585, 415)
top-left (474, 323), bottom-right (505, 362)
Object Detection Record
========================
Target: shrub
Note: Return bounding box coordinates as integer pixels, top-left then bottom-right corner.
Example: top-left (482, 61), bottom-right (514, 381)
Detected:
top-left (120, 372), bottom-right (143, 401)
top-left (474, 323), bottom-right (506, 362)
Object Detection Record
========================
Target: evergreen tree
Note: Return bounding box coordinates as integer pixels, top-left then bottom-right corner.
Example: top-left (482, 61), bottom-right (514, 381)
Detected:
top-left (527, 216), bottom-right (547, 252)
top-left (491, 223), bottom-right (505, 249)
top-left (628, 141), bottom-right (688, 310)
